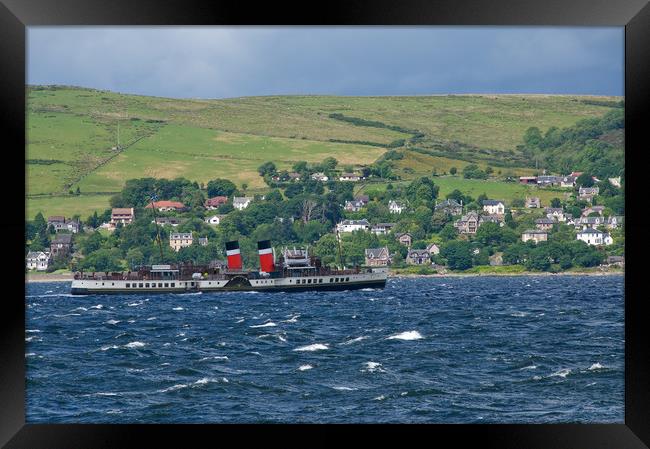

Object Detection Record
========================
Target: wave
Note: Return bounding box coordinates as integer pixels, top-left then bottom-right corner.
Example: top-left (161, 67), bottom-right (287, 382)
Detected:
top-left (249, 322), bottom-right (277, 328)
top-left (373, 395), bottom-right (386, 401)
top-left (549, 368), bottom-right (572, 378)
top-left (298, 364), bottom-right (313, 371)
top-left (157, 377), bottom-right (228, 393)
top-left (341, 336), bottom-right (368, 345)
top-left (294, 343), bottom-right (329, 352)
top-left (90, 304), bottom-right (104, 309)
top-left (71, 307), bottom-right (88, 312)
top-left (199, 356), bottom-right (229, 362)
top-left (588, 363), bottom-right (605, 371)
top-left (146, 317), bottom-right (157, 321)
top-left (105, 319), bottom-right (121, 325)
top-left (387, 331), bottom-right (424, 341)
top-left (510, 311), bottom-right (528, 317)
top-left (124, 341), bottom-right (146, 349)
top-left (332, 386), bottom-right (357, 391)
top-left (26, 329), bottom-right (42, 333)
top-left (362, 361), bottom-right (385, 373)
top-left (172, 307), bottom-right (184, 311)
top-left (519, 365), bottom-right (537, 370)
top-left (100, 345), bottom-right (120, 351)
top-left (283, 315), bottom-right (300, 323)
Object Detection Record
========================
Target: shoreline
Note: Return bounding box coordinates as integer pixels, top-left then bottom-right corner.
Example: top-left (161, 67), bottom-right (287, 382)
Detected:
top-left (25, 270), bottom-right (624, 284)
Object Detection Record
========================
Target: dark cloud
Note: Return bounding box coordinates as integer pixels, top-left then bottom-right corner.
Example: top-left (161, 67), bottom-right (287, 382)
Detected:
top-left (27, 26), bottom-right (623, 98)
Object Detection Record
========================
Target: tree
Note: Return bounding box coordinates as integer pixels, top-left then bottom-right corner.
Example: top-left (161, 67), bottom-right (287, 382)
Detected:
top-left (441, 240), bottom-right (473, 270)
top-left (257, 161), bottom-right (277, 177)
top-left (440, 223), bottom-right (458, 242)
top-left (284, 183), bottom-right (304, 198)
top-left (207, 178), bottom-right (238, 197)
top-left (321, 157), bottom-right (338, 171)
top-left (523, 127), bottom-right (543, 147)
top-left (550, 198), bottom-right (562, 208)
top-left (126, 248), bottom-right (145, 270)
top-left (576, 173), bottom-right (594, 188)
top-left (475, 222), bottom-right (504, 247)
top-left (450, 167), bottom-right (457, 175)
top-left (525, 246), bottom-right (551, 271)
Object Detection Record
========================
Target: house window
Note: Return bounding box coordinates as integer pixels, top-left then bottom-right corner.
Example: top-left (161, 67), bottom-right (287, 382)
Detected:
top-left (139, 283), bottom-right (143, 288)
top-left (158, 283), bottom-right (163, 288)
top-left (145, 283), bottom-right (150, 288)
top-left (330, 278), bottom-right (333, 282)
top-left (164, 283), bottom-right (169, 288)
top-left (171, 283), bottom-right (175, 287)
top-left (319, 279), bottom-right (323, 283)
top-left (346, 277), bottom-right (350, 281)
top-left (126, 283), bottom-right (130, 288)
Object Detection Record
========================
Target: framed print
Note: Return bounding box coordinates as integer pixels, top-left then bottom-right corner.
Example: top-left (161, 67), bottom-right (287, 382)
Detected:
top-left (2, 0), bottom-right (649, 447)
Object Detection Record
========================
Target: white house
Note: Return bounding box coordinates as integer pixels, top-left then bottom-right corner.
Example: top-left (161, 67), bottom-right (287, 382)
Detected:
top-left (370, 223), bottom-right (396, 235)
top-left (482, 200), bottom-right (505, 215)
top-left (608, 177), bottom-right (621, 188)
top-left (26, 251), bottom-right (51, 271)
top-left (388, 200), bottom-right (405, 214)
top-left (311, 172), bottom-right (329, 182)
top-left (521, 230), bottom-right (548, 244)
top-left (169, 232), bottom-right (193, 251)
top-left (336, 219), bottom-right (370, 233)
top-left (339, 173), bottom-right (362, 182)
top-left (545, 207), bottom-right (566, 222)
top-left (426, 243), bottom-right (440, 256)
top-left (233, 197), bottom-right (253, 210)
top-left (205, 214), bottom-right (226, 225)
top-left (577, 229), bottom-right (613, 246)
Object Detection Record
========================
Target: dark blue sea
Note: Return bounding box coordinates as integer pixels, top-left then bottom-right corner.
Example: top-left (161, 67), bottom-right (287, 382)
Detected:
top-left (25, 275), bottom-right (624, 423)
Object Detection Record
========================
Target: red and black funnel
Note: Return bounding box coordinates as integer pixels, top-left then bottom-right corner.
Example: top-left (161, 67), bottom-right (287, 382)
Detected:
top-left (257, 240), bottom-right (275, 273)
top-left (225, 240), bottom-right (242, 270)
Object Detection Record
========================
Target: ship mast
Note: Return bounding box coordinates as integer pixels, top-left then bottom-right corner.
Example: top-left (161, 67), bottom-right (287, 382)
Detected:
top-left (336, 228), bottom-right (344, 269)
top-left (149, 193), bottom-right (165, 262)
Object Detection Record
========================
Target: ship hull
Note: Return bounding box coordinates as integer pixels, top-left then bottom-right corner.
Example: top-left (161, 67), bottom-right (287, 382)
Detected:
top-left (70, 271), bottom-right (387, 295)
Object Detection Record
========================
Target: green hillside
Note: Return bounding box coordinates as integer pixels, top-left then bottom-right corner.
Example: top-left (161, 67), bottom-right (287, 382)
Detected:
top-left (26, 85), bottom-right (622, 218)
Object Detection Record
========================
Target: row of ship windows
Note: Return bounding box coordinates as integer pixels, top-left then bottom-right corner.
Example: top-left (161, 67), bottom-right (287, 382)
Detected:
top-left (118, 282), bottom-right (182, 288)
top-left (292, 277), bottom-right (350, 284)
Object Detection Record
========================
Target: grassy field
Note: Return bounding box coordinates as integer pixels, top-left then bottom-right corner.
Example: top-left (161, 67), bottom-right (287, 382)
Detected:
top-left (77, 124), bottom-right (385, 192)
top-left (26, 86), bottom-right (621, 218)
top-left (357, 176), bottom-right (570, 206)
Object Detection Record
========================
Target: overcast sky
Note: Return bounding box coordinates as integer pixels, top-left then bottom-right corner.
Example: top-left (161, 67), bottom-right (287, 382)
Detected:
top-left (27, 27), bottom-right (624, 99)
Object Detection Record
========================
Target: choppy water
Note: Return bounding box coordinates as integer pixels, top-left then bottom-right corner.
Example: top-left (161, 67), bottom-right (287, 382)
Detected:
top-left (25, 275), bottom-right (624, 423)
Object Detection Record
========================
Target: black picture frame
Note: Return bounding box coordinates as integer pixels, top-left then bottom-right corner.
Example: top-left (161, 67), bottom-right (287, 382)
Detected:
top-left (2, 0), bottom-right (648, 447)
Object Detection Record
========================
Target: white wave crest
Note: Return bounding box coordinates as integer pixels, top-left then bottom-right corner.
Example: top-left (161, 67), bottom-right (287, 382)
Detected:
top-left (298, 364), bottom-right (313, 371)
top-left (100, 345), bottom-right (119, 351)
top-left (106, 319), bottom-right (121, 325)
top-left (249, 322), bottom-right (277, 328)
top-left (90, 304), bottom-right (103, 309)
top-left (589, 363), bottom-right (605, 371)
top-left (146, 317), bottom-right (157, 321)
top-left (332, 386), bottom-right (357, 391)
top-left (341, 336), bottom-right (368, 345)
top-left (283, 315), bottom-right (300, 323)
top-left (519, 365), bottom-right (537, 370)
top-left (549, 368), bottom-right (572, 378)
top-left (387, 331), bottom-right (424, 341)
top-left (172, 307), bottom-right (184, 311)
top-left (510, 311), bottom-right (528, 317)
top-left (294, 343), bottom-right (329, 352)
top-left (373, 395), bottom-right (386, 401)
top-left (362, 361), bottom-right (386, 373)
top-left (124, 341), bottom-right (146, 349)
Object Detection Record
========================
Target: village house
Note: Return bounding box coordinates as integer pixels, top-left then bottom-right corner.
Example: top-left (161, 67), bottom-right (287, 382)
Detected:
top-left (535, 218), bottom-right (555, 231)
top-left (388, 200), bottom-right (406, 214)
top-left (426, 243), bottom-right (440, 256)
top-left (198, 237), bottom-right (209, 246)
top-left (605, 216), bottom-right (624, 229)
top-left (560, 175), bottom-right (577, 188)
top-left (578, 186), bottom-right (599, 202)
top-left (111, 208), bottom-right (135, 226)
top-left (145, 201), bottom-right (186, 212)
top-left (536, 175), bottom-right (560, 187)
top-left (454, 211), bottom-right (482, 234)
top-left (396, 232), bottom-right (413, 247)
top-left (339, 173), bottom-right (363, 182)
top-left (344, 200), bottom-right (365, 212)
top-left (336, 219), bottom-right (370, 233)
top-left (605, 255), bottom-right (625, 266)
top-left (310, 172), bottom-right (329, 182)
top-left (481, 214), bottom-right (505, 226)
top-left (521, 229), bottom-right (548, 244)
top-left (152, 217), bottom-right (181, 227)
top-left (434, 199), bottom-right (463, 216)
top-left (364, 247), bottom-right (391, 266)
top-left (355, 195), bottom-right (370, 205)
top-left (576, 229), bottom-right (612, 246)
top-left (50, 233), bottom-right (72, 259)
top-left (288, 172), bottom-right (302, 182)
top-left (519, 176), bottom-right (537, 185)
top-left (370, 223), bottom-right (396, 235)
top-left (233, 197), bottom-right (253, 210)
top-left (47, 216), bottom-right (80, 233)
top-left (169, 232), bottom-right (193, 251)
top-left (608, 177), bottom-right (621, 188)
top-left (482, 200), bottom-right (505, 215)
top-left (204, 196), bottom-right (228, 210)
top-left (545, 207), bottom-right (566, 222)
top-left (205, 214), bottom-right (226, 225)
top-left (575, 216), bottom-right (607, 230)
top-left (26, 251), bottom-right (51, 271)
top-left (406, 249), bottom-right (431, 265)
top-left (581, 205), bottom-right (605, 217)
top-left (525, 197), bottom-right (541, 208)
